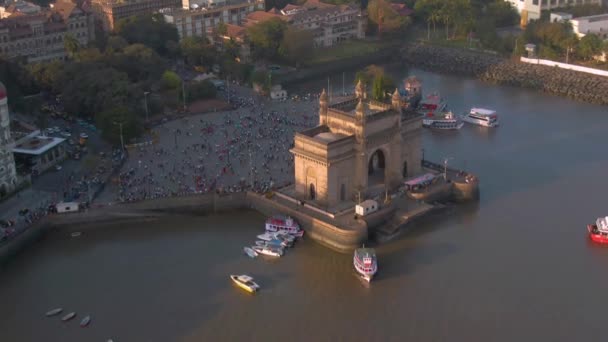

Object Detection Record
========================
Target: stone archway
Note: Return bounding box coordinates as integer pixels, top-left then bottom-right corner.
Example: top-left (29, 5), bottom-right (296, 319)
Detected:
top-left (368, 149), bottom-right (386, 187)
top-left (309, 183), bottom-right (316, 200)
top-left (340, 183), bottom-right (346, 201)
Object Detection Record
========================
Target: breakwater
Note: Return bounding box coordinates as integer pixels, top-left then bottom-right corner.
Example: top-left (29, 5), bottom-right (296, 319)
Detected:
top-left (401, 43), bottom-right (608, 105)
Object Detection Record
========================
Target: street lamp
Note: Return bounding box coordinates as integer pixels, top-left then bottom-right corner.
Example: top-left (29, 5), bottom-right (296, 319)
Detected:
top-left (443, 157), bottom-right (454, 181)
top-left (112, 121), bottom-right (124, 151)
top-left (143, 91), bottom-right (150, 122)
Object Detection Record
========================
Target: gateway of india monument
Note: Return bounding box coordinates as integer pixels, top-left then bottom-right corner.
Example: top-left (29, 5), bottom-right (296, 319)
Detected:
top-left (290, 80), bottom-right (422, 209)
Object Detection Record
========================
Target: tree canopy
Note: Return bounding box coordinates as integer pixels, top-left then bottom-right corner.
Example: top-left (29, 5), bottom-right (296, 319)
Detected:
top-left (247, 18), bottom-right (288, 61)
top-left (115, 14), bottom-right (179, 56)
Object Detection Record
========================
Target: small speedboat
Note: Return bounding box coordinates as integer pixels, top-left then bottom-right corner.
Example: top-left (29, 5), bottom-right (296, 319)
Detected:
top-left (255, 240), bottom-right (286, 252)
top-left (265, 215), bottom-right (304, 237)
top-left (243, 247), bottom-right (258, 258)
top-left (61, 312), bottom-right (76, 321)
top-left (71, 232), bottom-right (82, 237)
top-left (80, 315), bottom-right (91, 327)
top-left (588, 216), bottom-right (608, 244)
top-left (45, 308), bottom-right (63, 317)
top-left (230, 274), bottom-right (260, 293)
top-left (252, 245), bottom-right (283, 257)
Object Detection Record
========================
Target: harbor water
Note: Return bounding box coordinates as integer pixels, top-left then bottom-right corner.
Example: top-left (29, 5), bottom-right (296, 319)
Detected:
top-left (1, 69), bottom-right (608, 341)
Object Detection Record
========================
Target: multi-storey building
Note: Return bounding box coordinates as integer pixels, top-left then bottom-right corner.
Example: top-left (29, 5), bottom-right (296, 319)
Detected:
top-left (0, 0), bottom-right (41, 19)
top-left (506, 0), bottom-right (602, 22)
top-left (162, 0), bottom-right (263, 39)
top-left (0, 82), bottom-right (18, 198)
top-left (571, 13), bottom-right (608, 38)
top-left (90, 0), bottom-right (181, 31)
top-left (0, 0), bottom-right (95, 63)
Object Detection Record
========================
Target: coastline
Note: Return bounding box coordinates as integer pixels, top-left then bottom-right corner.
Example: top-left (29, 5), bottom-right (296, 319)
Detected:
top-left (401, 43), bottom-right (608, 106)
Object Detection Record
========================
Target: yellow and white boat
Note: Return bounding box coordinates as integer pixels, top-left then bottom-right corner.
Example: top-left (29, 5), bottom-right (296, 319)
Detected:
top-left (230, 274), bottom-right (260, 293)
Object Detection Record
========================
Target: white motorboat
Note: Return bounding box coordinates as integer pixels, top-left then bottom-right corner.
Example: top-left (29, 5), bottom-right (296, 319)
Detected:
top-left (353, 246), bottom-right (378, 282)
top-left (61, 312), bottom-right (76, 321)
top-left (80, 315), bottom-right (91, 327)
top-left (230, 274), bottom-right (260, 293)
top-left (255, 240), bottom-right (285, 251)
top-left (463, 107), bottom-right (499, 127)
top-left (243, 246), bottom-right (258, 258)
top-left (252, 245), bottom-right (283, 257)
top-left (45, 308), bottom-right (63, 317)
top-left (265, 215), bottom-right (304, 237)
top-left (71, 232), bottom-right (82, 237)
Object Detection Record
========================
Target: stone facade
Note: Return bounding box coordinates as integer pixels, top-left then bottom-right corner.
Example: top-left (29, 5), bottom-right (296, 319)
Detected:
top-left (0, 0), bottom-right (95, 63)
top-left (291, 82), bottom-right (422, 208)
top-left (91, 0), bottom-right (181, 31)
top-left (0, 82), bottom-right (18, 198)
top-left (505, 0), bottom-right (601, 22)
top-left (163, 0), bottom-right (263, 39)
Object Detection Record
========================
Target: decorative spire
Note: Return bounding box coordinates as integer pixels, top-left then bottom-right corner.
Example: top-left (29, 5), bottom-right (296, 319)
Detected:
top-left (320, 88), bottom-right (327, 102)
top-left (355, 79), bottom-right (365, 99)
top-left (392, 88), bottom-right (400, 100)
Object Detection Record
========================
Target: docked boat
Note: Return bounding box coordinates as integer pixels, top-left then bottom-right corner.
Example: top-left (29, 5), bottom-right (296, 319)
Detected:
top-left (462, 107), bottom-right (499, 127)
top-left (587, 216), bottom-right (608, 244)
top-left (257, 233), bottom-right (291, 247)
top-left (80, 315), bottom-right (91, 327)
top-left (45, 308), bottom-right (63, 317)
top-left (244, 246), bottom-right (258, 258)
top-left (422, 111), bottom-right (463, 130)
top-left (255, 239), bottom-right (285, 249)
top-left (353, 246), bottom-right (378, 282)
top-left (265, 215), bottom-right (304, 237)
top-left (230, 274), bottom-right (260, 293)
top-left (252, 245), bottom-right (283, 257)
top-left (418, 92), bottom-right (447, 114)
top-left (61, 312), bottom-right (76, 321)
top-left (71, 232), bottom-right (82, 238)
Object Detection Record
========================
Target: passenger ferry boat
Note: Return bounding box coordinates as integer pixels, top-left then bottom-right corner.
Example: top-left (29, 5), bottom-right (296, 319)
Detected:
top-left (587, 217), bottom-right (608, 244)
top-left (265, 215), bottom-right (304, 237)
top-left (462, 107), bottom-right (499, 127)
top-left (422, 111), bottom-right (464, 130)
top-left (353, 246), bottom-right (378, 282)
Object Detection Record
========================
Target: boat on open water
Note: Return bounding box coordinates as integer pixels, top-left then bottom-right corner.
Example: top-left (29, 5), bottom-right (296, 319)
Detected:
top-left (353, 246), bottom-right (378, 282)
top-left (422, 111), bottom-right (463, 130)
top-left (244, 247), bottom-right (258, 258)
top-left (80, 315), bottom-right (91, 327)
top-left (462, 107), bottom-right (499, 127)
top-left (588, 216), bottom-right (608, 244)
top-left (230, 274), bottom-right (260, 293)
top-left (61, 312), bottom-right (76, 322)
top-left (45, 308), bottom-right (63, 317)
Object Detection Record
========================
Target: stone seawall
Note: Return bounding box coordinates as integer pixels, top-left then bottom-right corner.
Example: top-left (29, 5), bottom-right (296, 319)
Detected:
top-left (401, 44), bottom-right (608, 105)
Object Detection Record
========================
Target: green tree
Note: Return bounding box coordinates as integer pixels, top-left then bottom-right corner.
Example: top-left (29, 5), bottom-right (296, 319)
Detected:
top-left (105, 35), bottom-right (129, 53)
top-left (577, 34), bottom-right (603, 61)
top-left (161, 70), bottom-right (182, 90)
top-left (115, 14), bottom-right (179, 56)
top-left (247, 18), bottom-right (288, 61)
top-left (180, 36), bottom-right (215, 67)
top-left (186, 80), bottom-right (216, 101)
top-left (27, 61), bottom-right (63, 92)
top-left (63, 34), bottom-right (80, 59)
top-left (281, 27), bottom-right (314, 67)
top-left (217, 22), bottom-right (228, 36)
top-left (367, 0), bottom-right (411, 36)
top-left (96, 105), bottom-right (142, 146)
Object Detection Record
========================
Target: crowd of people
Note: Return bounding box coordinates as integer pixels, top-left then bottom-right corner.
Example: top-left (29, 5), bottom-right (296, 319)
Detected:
top-left (115, 89), bottom-right (320, 202)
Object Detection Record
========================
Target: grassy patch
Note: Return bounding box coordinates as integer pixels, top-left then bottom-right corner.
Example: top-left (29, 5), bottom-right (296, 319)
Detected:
top-left (309, 39), bottom-right (399, 65)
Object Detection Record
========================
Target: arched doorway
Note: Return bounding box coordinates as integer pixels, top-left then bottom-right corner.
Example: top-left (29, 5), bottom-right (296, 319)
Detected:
top-left (0, 183), bottom-right (6, 197)
top-left (340, 183), bottom-right (346, 201)
top-left (368, 149), bottom-right (386, 186)
top-left (309, 183), bottom-right (316, 200)
top-left (402, 161), bottom-right (408, 178)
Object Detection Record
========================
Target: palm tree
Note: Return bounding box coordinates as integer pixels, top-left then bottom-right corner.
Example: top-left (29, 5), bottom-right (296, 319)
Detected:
top-left (63, 34), bottom-right (80, 59)
top-left (429, 10), bottom-right (441, 39)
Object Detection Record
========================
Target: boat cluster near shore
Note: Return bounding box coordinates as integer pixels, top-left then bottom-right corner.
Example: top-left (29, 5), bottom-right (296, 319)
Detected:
top-left (418, 93), bottom-right (499, 130)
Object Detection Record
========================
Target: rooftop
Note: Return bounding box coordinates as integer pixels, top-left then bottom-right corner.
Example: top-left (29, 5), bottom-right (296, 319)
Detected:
top-left (572, 13), bottom-right (608, 22)
top-left (13, 135), bottom-right (65, 155)
top-left (330, 98), bottom-right (394, 118)
top-left (313, 131), bottom-right (347, 143)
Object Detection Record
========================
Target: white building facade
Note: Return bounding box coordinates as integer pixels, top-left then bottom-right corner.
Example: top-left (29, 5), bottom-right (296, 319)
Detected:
top-left (0, 82), bottom-right (18, 198)
top-left (506, 0), bottom-right (602, 22)
top-left (571, 14), bottom-right (608, 38)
